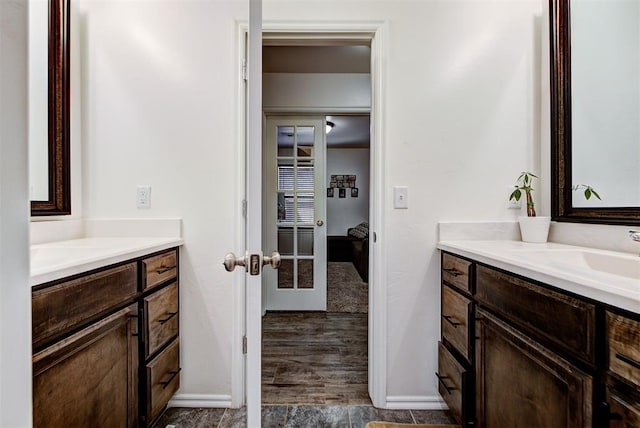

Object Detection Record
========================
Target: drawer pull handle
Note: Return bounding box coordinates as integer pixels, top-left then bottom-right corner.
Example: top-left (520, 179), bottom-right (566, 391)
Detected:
top-left (156, 265), bottom-right (176, 275)
top-left (615, 352), bottom-right (640, 370)
top-left (160, 368), bottom-right (181, 388)
top-left (442, 315), bottom-right (460, 328)
top-left (443, 268), bottom-right (461, 277)
top-left (435, 372), bottom-right (454, 394)
top-left (158, 312), bottom-right (178, 325)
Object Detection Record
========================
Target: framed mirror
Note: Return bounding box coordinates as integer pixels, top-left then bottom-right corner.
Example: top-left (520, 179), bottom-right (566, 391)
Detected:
top-left (30, 0), bottom-right (71, 216)
top-left (550, 0), bottom-right (640, 225)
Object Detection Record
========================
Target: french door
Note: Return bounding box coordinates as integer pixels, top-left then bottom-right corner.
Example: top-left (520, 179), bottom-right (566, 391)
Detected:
top-left (263, 116), bottom-right (327, 311)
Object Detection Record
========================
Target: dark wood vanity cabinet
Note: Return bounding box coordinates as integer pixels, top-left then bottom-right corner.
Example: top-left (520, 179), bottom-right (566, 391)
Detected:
top-left (33, 304), bottom-right (139, 428)
top-left (605, 311), bottom-right (640, 428)
top-left (32, 247), bottom-right (180, 428)
top-left (438, 253), bottom-right (474, 425)
top-left (439, 251), bottom-right (640, 428)
top-left (475, 309), bottom-right (593, 427)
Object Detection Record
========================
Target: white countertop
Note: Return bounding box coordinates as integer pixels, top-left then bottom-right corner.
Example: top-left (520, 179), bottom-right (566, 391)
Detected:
top-left (31, 237), bottom-right (184, 286)
top-left (437, 240), bottom-right (640, 314)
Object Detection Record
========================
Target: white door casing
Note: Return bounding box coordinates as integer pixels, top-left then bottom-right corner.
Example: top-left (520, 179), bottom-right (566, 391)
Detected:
top-left (263, 116), bottom-right (327, 311)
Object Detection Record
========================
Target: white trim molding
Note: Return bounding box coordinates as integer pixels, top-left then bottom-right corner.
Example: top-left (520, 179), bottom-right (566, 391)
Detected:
top-left (385, 395), bottom-right (448, 411)
top-left (168, 394), bottom-right (234, 409)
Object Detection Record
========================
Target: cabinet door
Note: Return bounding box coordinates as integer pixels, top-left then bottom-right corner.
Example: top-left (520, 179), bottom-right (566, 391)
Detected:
top-left (475, 309), bottom-right (593, 428)
top-left (33, 304), bottom-right (138, 428)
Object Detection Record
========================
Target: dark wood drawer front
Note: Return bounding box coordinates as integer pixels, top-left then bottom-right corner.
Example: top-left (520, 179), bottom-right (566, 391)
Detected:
top-left (32, 263), bottom-right (137, 348)
top-left (476, 265), bottom-right (596, 364)
top-left (442, 253), bottom-right (472, 293)
top-left (142, 250), bottom-right (177, 291)
top-left (145, 282), bottom-right (179, 358)
top-left (442, 285), bottom-right (471, 361)
top-left (437, 341), bottom-right (465, 424)
top-left (607, 312), bottom-right (640, 386)
top-left (608, 391), bottom-right (640, 428)
top-left (147, 338), bottom-right (180, 423)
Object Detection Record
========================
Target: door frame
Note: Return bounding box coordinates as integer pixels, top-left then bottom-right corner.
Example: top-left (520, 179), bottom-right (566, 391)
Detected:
top-left (233, 20), bottom-right (388, 410)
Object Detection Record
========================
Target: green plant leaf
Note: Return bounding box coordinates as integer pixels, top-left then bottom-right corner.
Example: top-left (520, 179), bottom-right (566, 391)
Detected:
top-left (584, 188), bottom-right (591, 200)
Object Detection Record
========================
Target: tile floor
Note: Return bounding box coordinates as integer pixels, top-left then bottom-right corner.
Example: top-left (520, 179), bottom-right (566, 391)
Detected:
top-left (156, 405), bottom-right (455, 428)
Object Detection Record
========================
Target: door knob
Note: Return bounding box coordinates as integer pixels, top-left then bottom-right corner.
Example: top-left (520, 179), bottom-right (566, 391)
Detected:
top-left (262, 251), bottom-right (281, 269)
top-left (316, 220), bottom-right (324, 227)
top-left (223, 252), bottom-right (247, 272)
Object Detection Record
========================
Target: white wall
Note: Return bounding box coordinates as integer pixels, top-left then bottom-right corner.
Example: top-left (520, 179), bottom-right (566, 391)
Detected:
top-left (77, 0), bottom-right (544, 406)
top-left (327, 148), bottom-right (370, 236)
top-left (0, 0), bottom-right (32, 425)
top-left (77, 0), bottom-right (247, 404)
top-left (571, 0), bottom-right (640, 207)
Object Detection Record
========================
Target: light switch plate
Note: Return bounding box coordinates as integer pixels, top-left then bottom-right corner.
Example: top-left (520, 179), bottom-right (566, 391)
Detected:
top-left (393, 186), bottom-right (408, 209)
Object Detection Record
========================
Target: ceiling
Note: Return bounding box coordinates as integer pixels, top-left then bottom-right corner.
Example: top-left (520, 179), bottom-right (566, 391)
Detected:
top-left (265, 45), bottom-right (371, 149)
top-left (275, 115), bottom-right (370, 149)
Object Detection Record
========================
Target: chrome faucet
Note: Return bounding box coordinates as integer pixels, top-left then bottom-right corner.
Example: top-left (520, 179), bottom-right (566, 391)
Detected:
top-left (630, 230), bottom-right (640, 242)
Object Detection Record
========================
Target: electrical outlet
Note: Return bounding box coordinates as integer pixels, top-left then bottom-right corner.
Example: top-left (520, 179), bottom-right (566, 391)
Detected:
top-left (137, 185), bottom-right (151, 208)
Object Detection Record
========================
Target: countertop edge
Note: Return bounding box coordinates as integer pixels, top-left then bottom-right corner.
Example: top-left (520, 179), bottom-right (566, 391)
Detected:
top-left (30, 238), bottom-right (184, 286)
top-left (437, 241), bottom-right (640, 315)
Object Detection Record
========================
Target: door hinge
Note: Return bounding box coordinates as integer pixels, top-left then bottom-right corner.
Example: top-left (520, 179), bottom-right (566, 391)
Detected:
top-left (242, 336), bottom-right (247, 354)
top-left (241, 59), bottom-right (247, 81)
top-left (242, 199), bottom-right (247, 218)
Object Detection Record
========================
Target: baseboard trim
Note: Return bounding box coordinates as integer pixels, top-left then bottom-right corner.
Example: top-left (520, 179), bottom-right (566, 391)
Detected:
top-left (385, 395), bottom-right (448, 410)
top-left (168, 394), bottom-right (233, 409)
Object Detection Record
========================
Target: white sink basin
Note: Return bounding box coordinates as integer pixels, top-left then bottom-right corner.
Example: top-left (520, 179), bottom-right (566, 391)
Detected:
top-left (518, 249), bottom-right (640, 280)
top-left (583, 251), bottom-right (640, 280)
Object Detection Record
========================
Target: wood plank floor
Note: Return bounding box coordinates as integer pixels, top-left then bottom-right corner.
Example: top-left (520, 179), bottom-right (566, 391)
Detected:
top-left (262, 312), bottom-right (369, 405)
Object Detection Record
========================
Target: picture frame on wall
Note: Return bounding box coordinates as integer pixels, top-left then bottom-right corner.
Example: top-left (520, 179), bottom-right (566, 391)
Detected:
top-left (339, 188), bottom-right (346, 198)
top-left (327, 188), bottom-right (334, 197)
top-left (351, 188), bottom-right (358, 197)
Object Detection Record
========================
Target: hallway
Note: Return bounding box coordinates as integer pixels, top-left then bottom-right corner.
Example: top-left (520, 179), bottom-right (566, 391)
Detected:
top-left (262, 312), bottom-right (369, 405)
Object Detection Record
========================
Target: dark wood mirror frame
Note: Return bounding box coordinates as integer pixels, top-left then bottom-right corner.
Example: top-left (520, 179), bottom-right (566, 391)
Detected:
top-left (550, 0), bottom-right (640, 225)
top-left (31, 0), bottom-right (71, 216)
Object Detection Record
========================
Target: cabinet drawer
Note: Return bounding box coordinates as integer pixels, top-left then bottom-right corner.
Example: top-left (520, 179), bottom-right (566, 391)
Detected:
top-left (476, 265), bottom-right (596, 364)
top-left (145, 282), bottom-right (179, 357)
top-left (147, 338), bottom-right (180, 423)
top-left (442, 284), bottom-right (472, 361)
top-left (32, 263), bottom-right (137, 348)
top-left (608, 391), bottom-right (640, 428)
top-left (437, 341), bottom-right (465, 424)
top-left (442, 253), bottom-right (472, 293)
top-left (607, 312), bottom-right (640, 386)
top-left (142, 250), bottom-right (177, 291)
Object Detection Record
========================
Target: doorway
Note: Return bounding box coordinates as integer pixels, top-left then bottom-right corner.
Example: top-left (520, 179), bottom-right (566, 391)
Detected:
top-left (261, 42), bottom-right (372, 406)
top-left (237, 22), bottom-right (387, 420)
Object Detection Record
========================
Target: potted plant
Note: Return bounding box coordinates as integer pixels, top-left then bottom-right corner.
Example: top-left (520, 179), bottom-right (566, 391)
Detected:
top-left (509, 172), bottom-right (548, 242)
top-left (509, 172), bottom-right (601, 242)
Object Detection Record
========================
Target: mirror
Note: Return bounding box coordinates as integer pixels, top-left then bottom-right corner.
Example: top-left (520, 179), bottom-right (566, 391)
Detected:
top-left (551, 0), bottom-right (640, 225)
top-left (30, 0), bottom-right (71, 216)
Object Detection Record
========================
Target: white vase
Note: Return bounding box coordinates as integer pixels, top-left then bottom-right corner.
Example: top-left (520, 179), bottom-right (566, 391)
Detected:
top-left (518, 216), bottom-right (551, 243)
